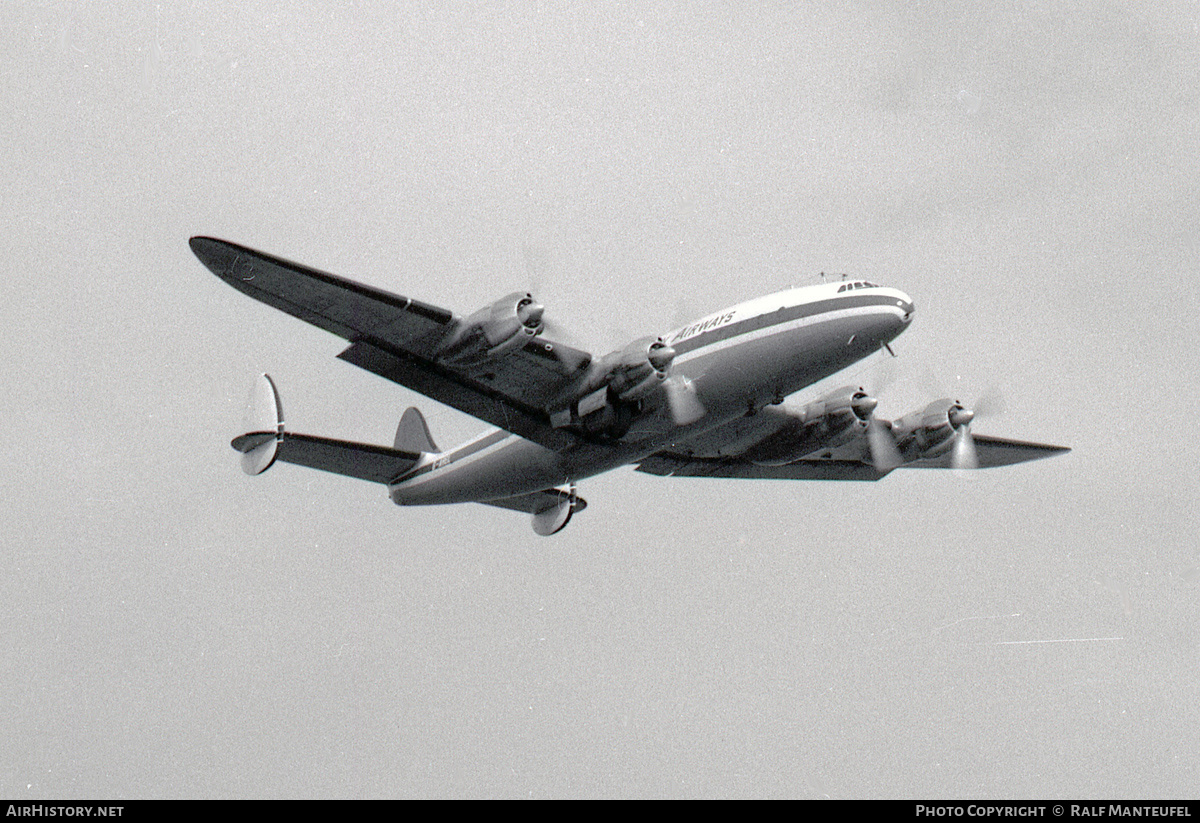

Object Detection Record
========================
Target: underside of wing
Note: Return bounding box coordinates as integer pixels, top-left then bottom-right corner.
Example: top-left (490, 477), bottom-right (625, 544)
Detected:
top-left (191, 236), bottom-right (454, 347)
top-left (898, 434), bottom-right (1070, 469)
top-left (192, 237), bottom-right (593, 448)
top-left (636, 387), bottom-right (1069, 481)
top-left (335, 340), bottom-right (580, 450)
top-left (635, 453), bottom-right (889, 481)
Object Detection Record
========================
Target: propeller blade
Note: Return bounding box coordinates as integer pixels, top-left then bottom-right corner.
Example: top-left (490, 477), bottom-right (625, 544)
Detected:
top-left (867, 418), bottom-right (904, 472)
top-left (663, 375), bottom-right (706, 426)
top-left (951, 425), bottom-right (979, 471)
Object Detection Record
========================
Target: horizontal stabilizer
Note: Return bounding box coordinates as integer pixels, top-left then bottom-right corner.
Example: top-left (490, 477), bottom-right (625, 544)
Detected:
top-left (231, 374), bottom-right (419, 484)
top-left (232, 432), bottom-right (421, 485)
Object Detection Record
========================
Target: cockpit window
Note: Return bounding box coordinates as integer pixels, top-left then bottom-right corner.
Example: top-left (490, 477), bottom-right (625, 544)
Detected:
top-left (837, 281), bottom-right (879, 292)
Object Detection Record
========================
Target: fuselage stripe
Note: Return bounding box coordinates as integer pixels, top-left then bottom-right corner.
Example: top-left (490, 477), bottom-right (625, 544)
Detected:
top-left (390, 428), bottom-right (513, 485)
top-left (671, 293), bottom-right (907, 356)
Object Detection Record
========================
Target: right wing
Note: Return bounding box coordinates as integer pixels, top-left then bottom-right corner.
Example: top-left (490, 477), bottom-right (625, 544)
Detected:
top-left (896, 434), bottom-right (1071, 469)
top-left (191, 237), bottom-right (593, 450)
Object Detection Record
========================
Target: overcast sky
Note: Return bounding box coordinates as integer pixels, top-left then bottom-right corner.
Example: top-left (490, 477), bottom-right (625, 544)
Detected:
top-left (2, 1), bottom-right (1198, 798)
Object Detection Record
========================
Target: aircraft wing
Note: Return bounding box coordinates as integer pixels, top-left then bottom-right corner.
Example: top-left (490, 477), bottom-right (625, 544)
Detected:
top-left (635, 453), bottom-right (889, 481)
top-left (636, 434), bottom-right (1067, 480)
top-left (890, 435), bottom-right (1070, 469)
top-left (192, 237), bottom-right (592, 450)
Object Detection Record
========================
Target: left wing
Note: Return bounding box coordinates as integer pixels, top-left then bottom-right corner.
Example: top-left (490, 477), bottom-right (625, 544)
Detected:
top-left (897, 434), bottom-right (1071, 469)
top-left (191, 237), bottom-right (593, 450)
top-left (636, 435), bottom-right (1068, 481)
top-left (636, 453), bottom-right (888, 480)
top-left (636, 387), bottom-right (1069, 481)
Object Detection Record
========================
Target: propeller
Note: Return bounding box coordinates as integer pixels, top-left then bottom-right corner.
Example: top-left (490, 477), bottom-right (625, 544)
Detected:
top-left (663, 373), bottom-right (706, 426)
top-left (855, 346), bottom-right (905, 471)
top-left (851, 390), bottom-right (903, 471)
top-left (867, 417), bottom-right (904, 472)
top-left (947, 390), bottom-right (1003, 472)
top-left (949, 405), bottom-right (979, 471)
top-left (516, 295), bottom-right (544, 330)
top-left (523, 242), bottom-right (589, 349)
top-left (922, 375), bottom-right (1005, 473)
top-left (540, 315), bottom-right (586, 347)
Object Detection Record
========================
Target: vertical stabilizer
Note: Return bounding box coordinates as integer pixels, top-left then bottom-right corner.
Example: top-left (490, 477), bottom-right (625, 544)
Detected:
top-left (240, 373), bottom-right (285, 475)
top-left (395, 407), bottom-right (440, 453)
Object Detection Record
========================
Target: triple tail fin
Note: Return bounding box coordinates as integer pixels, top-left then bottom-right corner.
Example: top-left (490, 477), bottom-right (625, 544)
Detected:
top-left (395, 407), bottom-right (439, 453)
top-left (230, 374), bottom-right (421, 484)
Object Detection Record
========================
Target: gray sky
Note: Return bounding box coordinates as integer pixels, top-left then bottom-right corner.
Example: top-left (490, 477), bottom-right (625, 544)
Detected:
top-left (2, 1), bottom-right (1197, 798)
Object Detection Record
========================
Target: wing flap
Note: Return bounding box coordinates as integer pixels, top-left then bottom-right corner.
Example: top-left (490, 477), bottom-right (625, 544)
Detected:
top-left (336, 341), bottom-right (578, 450)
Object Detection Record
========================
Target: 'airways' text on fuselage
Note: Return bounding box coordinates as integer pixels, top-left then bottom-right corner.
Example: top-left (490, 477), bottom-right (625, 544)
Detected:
top-left (669, 312), bottom-right (737, 345)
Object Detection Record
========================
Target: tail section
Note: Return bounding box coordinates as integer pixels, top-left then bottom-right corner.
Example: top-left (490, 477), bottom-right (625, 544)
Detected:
top-left (230, 374), bottom-right (421, 484)
top-left (238, 373), bottom-right (285, 475)
top-left (395, 407), bottom-right (440, 453)
top-left (230, 378), bottom-right (586, 534)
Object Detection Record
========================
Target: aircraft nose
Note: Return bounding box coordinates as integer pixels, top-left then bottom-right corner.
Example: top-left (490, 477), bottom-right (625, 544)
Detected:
top-left (896, 291), bottom-right (915, 323)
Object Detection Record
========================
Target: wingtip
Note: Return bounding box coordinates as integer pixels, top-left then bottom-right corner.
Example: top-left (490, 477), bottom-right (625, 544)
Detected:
top-left (188, 235), bottom-right (220, 252)
top-left (188, 235), bottom-right (233, 273)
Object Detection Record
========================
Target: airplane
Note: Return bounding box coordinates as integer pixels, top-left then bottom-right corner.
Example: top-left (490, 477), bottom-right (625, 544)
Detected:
top-left (190, 236), bottom-right (1069, 535)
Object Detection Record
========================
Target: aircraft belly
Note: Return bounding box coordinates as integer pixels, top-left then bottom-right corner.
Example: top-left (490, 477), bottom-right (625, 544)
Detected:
top-left (389, 436), bottom-right (569, 505)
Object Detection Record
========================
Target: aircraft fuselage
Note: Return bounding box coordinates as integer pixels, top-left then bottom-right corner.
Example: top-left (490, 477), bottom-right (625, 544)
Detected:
top-left (387, 282), bottom-right (914, 506)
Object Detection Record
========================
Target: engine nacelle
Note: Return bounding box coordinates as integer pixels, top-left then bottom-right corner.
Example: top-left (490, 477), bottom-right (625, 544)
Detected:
top-left (747, 386), bottom-right (877, 466)
top-left (606, 336), bottom-right (675, 402)
top-left (547, 336), bottom-right (677, 440)
top-left (890, 398), bottom-right (970, 460)
top-left (440, 292), bottom-right (544, 366)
